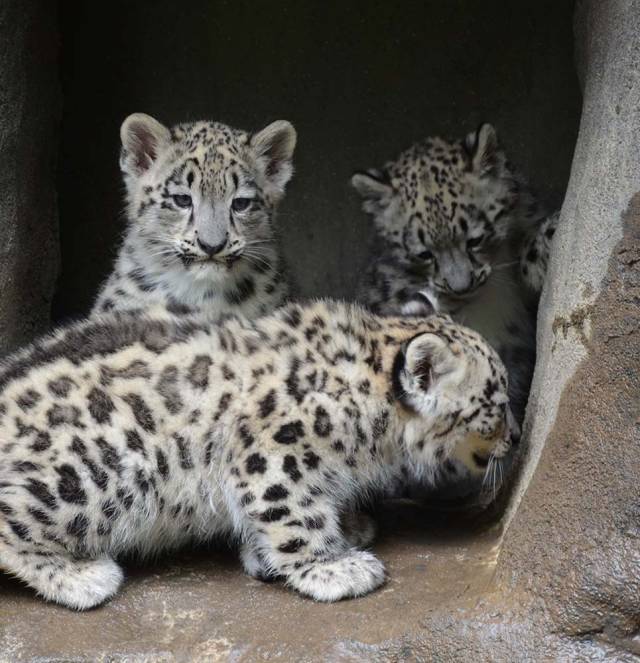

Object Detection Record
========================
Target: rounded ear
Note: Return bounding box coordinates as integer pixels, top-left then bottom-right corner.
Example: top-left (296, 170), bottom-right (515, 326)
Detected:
top-left (350, 169), bottom-right (392, 200)
top-left (250, 120), bottom-right (297, 194)
top-left (120, 113), bottom-right (171, 177)
top-left (404, 332), bottom-right (461, 392)
top-left (400, 290), bottom-right (440, 317)
top-left (464, 123), bottom-right (499, 175)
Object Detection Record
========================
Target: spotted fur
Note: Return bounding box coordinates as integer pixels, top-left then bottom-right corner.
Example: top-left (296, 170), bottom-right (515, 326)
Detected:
top-left (520, 210), bottom-right (559, 294)
top-left (352, 124), bottom-right (554, 423)
top-left (0, 301), bottom-right (515, 608)
top-left (93, 114), bottom-right (296, 319)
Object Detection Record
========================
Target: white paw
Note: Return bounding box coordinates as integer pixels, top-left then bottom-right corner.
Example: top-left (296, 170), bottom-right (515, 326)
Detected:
top-left (342, 511), bottom-right (377, 548)
top-left (290, 550), bottom-right (386, 602)
top-left (48, 557), bottom-right (124, 610)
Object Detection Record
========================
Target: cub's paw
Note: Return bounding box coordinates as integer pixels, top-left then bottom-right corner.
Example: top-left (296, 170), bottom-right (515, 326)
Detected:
top-left (342, 510), bottom-right (377, 549)
top-left (288, 550), bottom-right (386, 602)
top-left (48, 557), bottom-right (124, 610)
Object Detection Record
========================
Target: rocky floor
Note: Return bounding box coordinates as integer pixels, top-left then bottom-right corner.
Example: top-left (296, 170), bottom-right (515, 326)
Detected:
top-left (0, 502), bottom-right (503, 662)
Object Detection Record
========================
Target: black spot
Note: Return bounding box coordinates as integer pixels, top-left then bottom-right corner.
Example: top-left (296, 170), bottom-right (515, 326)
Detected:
top-left (25, 478), bottom-right (58, 510)
top-left (174, 434), bottom-right (194, 470)
top-left (282, 306), bottom-right (301, 328)
top-left (283, 455), bottom-right (302, 483)
top-left (8, 520), bottom-right (30, 541)
top-left (87, 387), bottom-right (115, 424)
top-left (258, 389), bottom-right (277, 418)
top-left (240, 492), bottom-right (255, 506)
top-left (263, 484), bottom-right (289, 501)
top-left (95, 436), bottom-right (123, 474)
top-left (135, 469), bottom-right (150, 493)
top-left (30, 431), bottom-right (52, 453)
top-left (260, 506), bottom-right (290, 522)
top-left (187, 354), bottom-right (213, 390)
top-left (56, 464), bottom-right (87, 505)
top-left (313, 406), bottom-right (332, 437)
top-left (47, 375), bottom-right (76, 398)
top-left (101, 499), bottom-right (119, 521)
top-left (28, 507), bottom-right (54, 526)
top-left (156, 448), bottom-right (169, 480)
top-left (126, 429), bottom-right (147, 457)
top-left (66, 513), bottom-right (89, 540)
top-left (47, 404), bottom-right (83, 428)
top-left (16, 389), bottom-right (41, 411)
top-left (122, 393), bottom-right (156, 433)
top-left (304, 515), bottom-right (325, 530)
top-left (246, 453), bottom-right (267, 474)
top-left (278, 538), bottom-right (306, 553)
top-left (332, 440), bottom-right (345, 453)
top-left (526, 247), bottom-right (539, 262)
top-left (303, 450), bottom-right (321, 470)
top-left (238, 423), bottom-right (255, 449)
top-left (273, 420), bottom-right (305, 445)
top-left (0, 501), bottom-right (13, 515)
top-left (12, 461), bottom-right (41, 473)
top-left (225, 277), bottom-right (255, 305)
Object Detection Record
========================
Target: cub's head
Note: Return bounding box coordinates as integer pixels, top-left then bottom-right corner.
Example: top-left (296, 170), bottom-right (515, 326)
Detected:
top-left (120, 113), bottom-right (296, 283)
top-left (392, 316), bottom-right (518, 480)
top-left (352, 124), bottom-right (523, 300)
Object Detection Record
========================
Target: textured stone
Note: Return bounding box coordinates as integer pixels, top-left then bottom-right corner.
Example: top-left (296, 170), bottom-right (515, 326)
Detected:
top-left (0, 1), bottom-right (59, 354)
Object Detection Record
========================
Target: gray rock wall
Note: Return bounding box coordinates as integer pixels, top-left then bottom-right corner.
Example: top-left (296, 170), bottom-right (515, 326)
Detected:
top-left (0, 2), bottom-right (60, 354)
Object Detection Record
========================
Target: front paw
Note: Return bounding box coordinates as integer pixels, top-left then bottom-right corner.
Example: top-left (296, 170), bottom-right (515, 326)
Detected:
top-left (287, 550), bottom-right (386, 602)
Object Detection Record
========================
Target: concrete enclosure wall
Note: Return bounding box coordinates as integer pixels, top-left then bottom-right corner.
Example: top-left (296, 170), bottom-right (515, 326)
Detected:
top-left (0, 1), bottom-right (59, 353)
top-left (53, 0), bottom-right (581, 320)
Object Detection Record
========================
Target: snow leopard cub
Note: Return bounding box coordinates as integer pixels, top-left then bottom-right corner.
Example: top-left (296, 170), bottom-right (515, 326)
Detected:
top-left (352, 124), bottom-right (554, 424)
top-left (93, 114), bottom-right (296, 319)
top-left (0, 301), bottom-right (515, 609)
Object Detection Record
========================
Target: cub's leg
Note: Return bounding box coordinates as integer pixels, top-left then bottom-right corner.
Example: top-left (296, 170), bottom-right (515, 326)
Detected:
top-left (341, 510), bottom-right (377, 549)
top-left (242, 494), bottom-right (386, 602)
top-left (0, 535), bottom-right (123, 610)
top-left (240, 510), bottom-right (378, 580)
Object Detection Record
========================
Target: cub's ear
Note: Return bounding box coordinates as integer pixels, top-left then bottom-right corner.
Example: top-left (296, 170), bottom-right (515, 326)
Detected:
top-left (250, 120), bottom-right (297, 196)
top-left (403, 332), bottom-right (461, 392)
top-left (400, 291), bottom-right (440, 317)
top-left (350, 169), bottom-right (392, 200)
top-left (464, 123), bottom-right (499, 175)
top-left (120, 113), bottom-right (171, 177)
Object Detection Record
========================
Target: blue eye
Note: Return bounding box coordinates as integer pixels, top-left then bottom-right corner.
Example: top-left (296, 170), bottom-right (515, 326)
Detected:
top-left (231, 197), bottom-right (252, 213)
top-left (172, 194), bottom-right (192, 209)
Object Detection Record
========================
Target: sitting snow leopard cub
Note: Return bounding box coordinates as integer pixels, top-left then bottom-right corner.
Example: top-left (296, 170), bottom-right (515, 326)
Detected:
top-left (352, 124), bottom-right (554, 423)
top-left (93, 113), bottom-right (296, 319)
top-left (0, 301), bottom-right (516, 609)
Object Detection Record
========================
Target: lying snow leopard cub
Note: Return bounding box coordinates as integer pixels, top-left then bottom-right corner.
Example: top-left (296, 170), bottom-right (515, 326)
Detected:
top-left (93, 113), bottom-right (296, 319)
top-left (0, 300), bottom-right (515, 609)
top-left (352, 124), bottom-right (554, 424)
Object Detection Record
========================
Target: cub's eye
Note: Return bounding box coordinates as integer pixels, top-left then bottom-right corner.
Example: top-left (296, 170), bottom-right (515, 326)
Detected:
top-left (231, 197), bottom-right (252, 213)
top-left (172, 194), bottom-right (192, 209)
top-left (467, 236), bottom-right (484, 250)
top-left (419, 249), bottom-right (434, 261)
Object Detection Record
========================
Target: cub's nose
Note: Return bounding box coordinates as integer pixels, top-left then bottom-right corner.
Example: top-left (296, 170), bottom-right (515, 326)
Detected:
top-left (197, 237), bottom-right (227, 257)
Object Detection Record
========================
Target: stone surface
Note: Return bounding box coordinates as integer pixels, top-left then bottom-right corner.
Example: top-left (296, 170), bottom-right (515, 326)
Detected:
top-left (0, 1), bottom-right (59, 354)
top-left (52, 0), bottom-right (580, 319)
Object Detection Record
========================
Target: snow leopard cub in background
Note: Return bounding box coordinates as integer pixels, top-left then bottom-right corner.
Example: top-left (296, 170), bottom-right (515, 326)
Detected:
top-left (352, 123), bottom-right (557, 425)
top-left (0, 301), bottom-right (515, 608)
top-left (93, 114), bottom-right (296, 319)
